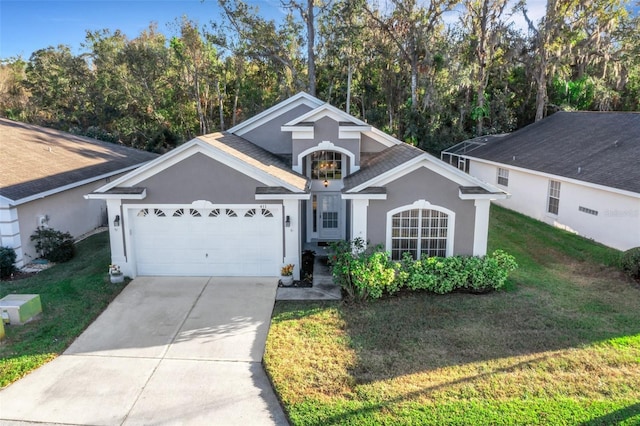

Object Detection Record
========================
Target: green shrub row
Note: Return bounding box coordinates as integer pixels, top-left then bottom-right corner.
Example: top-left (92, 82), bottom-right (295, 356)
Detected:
top-left (328, 238), bottom-right (518, 302)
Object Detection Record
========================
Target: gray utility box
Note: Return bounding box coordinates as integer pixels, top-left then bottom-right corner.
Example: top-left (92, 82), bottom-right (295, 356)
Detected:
top-left (0, 294), bottom-right (43, 325)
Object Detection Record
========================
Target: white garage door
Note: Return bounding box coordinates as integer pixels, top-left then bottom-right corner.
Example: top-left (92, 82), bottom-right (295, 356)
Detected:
top-left (130, 205), bottom-right (282, 276)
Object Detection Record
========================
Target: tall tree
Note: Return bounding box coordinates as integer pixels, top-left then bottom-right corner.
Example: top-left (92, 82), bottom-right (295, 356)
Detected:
top-left (462, 0), bottom-right (509, 134)
top-left (364, 0), bottom-right (459, 112)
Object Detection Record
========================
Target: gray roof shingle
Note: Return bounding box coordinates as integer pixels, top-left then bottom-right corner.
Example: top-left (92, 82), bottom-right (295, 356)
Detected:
top-left (197, 132), bottom-right (309, 191)
top-left (465, 112), bottom-right (640, 194)
top-left (343, 143), bottom-right (424, 191)
top-left (0, 118), bottom-right (158, 202)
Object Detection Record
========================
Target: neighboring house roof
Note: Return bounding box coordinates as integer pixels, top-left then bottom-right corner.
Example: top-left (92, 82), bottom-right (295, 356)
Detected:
top-left (0, 118), bottom-right (158, 203)
top-left (461, 112), bottom-right (640, 194)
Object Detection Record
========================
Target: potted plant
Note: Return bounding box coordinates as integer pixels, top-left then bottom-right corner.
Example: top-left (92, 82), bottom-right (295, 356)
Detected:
top-left (109, 264), bottom-right (124, 284)
top-left (280, 264), bottom-right (294, 286)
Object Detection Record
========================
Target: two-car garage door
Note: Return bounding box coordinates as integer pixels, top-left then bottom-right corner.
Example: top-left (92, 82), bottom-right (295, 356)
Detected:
top-left (130, 204), bottom-right (282, 276)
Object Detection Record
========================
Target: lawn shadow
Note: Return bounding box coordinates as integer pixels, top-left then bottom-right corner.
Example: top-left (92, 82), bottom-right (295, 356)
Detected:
top-left (579, 403), bottom-right (640, 425)
top-left (341, 262), bottom-right (640, 384)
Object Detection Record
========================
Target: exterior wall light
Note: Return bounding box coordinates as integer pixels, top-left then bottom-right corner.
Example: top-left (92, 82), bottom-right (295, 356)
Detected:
top-left (285, 215), bottom-right (291, 227)
top-left (323, 179), bottom-right (329, 188)
top-left (113, 215), bottom-right (120, 227)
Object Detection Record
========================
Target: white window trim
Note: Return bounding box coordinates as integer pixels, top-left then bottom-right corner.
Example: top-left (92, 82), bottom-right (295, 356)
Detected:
top-left (293, 141), bottom-right (358, 174)
top-left (497, 167), bottom-right (509, 187)
top-left (385, 200), bottom-right (455, 259)
top-left (547, 180), bottom-right (561, 215)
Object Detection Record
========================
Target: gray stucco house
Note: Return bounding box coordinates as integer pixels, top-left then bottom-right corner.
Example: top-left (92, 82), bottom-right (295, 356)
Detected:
top-left (0, 118), bottom-right (158, 268)
top-left (88, 93), bottom-right (506, 279)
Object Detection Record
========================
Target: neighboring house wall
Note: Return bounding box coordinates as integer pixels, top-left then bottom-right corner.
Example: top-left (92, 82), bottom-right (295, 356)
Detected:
top-left (470, 161), bottom-right (640, 251)
top-left (16, 182), bottom-right (109, 265)
top-left (367, 167), bottom-right (477, 255)
top-left (241, 104), bottom-right (313, 154)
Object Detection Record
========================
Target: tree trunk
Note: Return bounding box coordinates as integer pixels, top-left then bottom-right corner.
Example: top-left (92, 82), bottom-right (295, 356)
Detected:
top-left (307, 0), bottom-right (316, 96)
top-left (346, 59), bottom-right (352, 114)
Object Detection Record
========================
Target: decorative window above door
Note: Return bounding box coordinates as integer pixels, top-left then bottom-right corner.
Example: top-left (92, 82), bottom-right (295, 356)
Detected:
top-left (310, 151), bottom-right (342, 180)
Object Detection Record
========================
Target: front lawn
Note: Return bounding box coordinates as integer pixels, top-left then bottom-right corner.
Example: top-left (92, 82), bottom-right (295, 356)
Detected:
top-left (264, 206), bottom-right (640, 425)
top-left (0, 232), bottom-right (126, 387)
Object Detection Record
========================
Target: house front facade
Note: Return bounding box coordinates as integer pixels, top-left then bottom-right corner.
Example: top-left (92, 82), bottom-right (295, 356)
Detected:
top-left (89, 93), bottom-right (506, 279)
top-left (442, 112), bottom-right (640, 251)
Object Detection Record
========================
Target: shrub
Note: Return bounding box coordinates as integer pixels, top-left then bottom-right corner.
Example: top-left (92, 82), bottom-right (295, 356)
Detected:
top-left (30, 227), bottom-right (75, 263)
top-left (329, 241), bottom-right (518, 301)
top-left (621, 247), bottom-right (640, 280)
top-left (394, 250), bottom-right (518, 295)
top-left (0, 246), bottom-right (17, 278)
top-left (328, 238), bottom-right (398, 302)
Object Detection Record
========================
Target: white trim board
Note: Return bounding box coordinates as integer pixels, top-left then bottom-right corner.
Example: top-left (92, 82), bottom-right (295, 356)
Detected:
top-left (229, 92), bottom-right (324, 136)
top-left (93, 138), bottom-right (306, 195)
top-left (465, 157), bottom-right (640, 199)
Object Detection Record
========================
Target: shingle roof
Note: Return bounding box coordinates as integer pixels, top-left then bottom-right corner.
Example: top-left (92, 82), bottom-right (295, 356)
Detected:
top-left (0, 118), bottom-right (158, 202)
top-left (464, 112), bottom-right (640, 194)
top-left (197, 132), bottom-right (309, 192)
top-left (342, 143), bottom-right (424, 191)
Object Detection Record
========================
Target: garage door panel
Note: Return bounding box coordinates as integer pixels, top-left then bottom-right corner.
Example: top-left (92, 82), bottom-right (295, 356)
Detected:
top-left (130, 205), bottom-right (282, 277)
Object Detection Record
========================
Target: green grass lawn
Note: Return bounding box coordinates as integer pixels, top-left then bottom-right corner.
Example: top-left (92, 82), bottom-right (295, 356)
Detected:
top-left (264, 205), bottom-right (640, 425)
top-left (0, 231), bottom-right (127, 388)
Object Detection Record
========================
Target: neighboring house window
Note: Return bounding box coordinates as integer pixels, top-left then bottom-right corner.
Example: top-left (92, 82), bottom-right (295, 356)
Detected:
top-left (311, 151), bottom-right (342, 180)
top-left (497, 168), bottom-right (509, 186)
top-left (547, 180), bottom-right (561, 215)
top-left (389, 208), bottom-right (450, 260)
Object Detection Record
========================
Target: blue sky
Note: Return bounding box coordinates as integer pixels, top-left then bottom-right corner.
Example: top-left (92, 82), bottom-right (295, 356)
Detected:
top-left (0, 0), bottom-right (594, 61)
top-left (0, 0), bottom-right (285, 59)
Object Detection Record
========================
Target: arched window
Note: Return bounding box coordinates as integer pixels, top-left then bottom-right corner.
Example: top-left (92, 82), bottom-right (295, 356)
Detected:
top-left (387, 201), bottom-right (455, 260)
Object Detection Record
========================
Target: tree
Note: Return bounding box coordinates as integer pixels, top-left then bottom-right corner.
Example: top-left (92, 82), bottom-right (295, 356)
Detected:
top-left (461, 0), bottom-right (509, 134)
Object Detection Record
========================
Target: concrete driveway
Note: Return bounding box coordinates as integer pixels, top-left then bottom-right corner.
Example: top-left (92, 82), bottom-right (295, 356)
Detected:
top-left (0, 277), bottom-right (289, 426)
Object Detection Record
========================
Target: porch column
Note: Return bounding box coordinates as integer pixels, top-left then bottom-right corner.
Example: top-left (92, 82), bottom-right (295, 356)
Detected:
top-left (473, 199), bottom-right (491, 256)
top-left (350, 199), bottom-right (369, 242)
top-left (282, 199), bottom-right (301, 279)
top-left (106, 199), bottom-right (128, 273)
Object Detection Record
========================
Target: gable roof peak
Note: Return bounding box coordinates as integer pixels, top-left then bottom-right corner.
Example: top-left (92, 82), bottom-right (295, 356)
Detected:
top-left (228, 92), bottom-right (325, 135)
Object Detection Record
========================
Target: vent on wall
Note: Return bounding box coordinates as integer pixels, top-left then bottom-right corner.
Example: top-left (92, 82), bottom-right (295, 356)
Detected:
top-left (579, 206), bottom-right (598, 216)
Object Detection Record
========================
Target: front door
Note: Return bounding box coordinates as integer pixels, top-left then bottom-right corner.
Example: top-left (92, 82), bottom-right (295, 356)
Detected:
top-left (317, 193), bottom-right (341, 240)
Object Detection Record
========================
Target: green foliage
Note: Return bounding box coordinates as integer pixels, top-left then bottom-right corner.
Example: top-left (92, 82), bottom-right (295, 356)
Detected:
top-left (0, 246), bottom-right (17, 278)
top-left (0, 232), bottom-right (127, 387)
top-left (328, 238), bottom-right (398, 303)
top-left (329, 238), bottom-right (518, 302)
top-left (396, 250), bottom-right (518, 294)
top-left (30, 227), bottom-right (75, 263)
top-left (620, 247), bottom-right (640, 280)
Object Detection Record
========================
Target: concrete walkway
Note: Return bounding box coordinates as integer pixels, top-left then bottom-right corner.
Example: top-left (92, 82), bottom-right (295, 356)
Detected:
top-left (0, 277), bottom-right (289, 426)
top-left (276, 256), bottom-right (341, 301)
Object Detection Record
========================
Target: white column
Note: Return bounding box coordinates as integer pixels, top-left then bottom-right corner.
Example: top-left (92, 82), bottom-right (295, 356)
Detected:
top-left (282, 199), bottom-right (301, 279)
top-left (350, 199), bottom-right (369, 242)
top-left (106, 199), bottom-right (128, 274)
top-left (473, 199), bottom-right (491, 256)
top-left (0, 206), bottom-right (24, 268)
